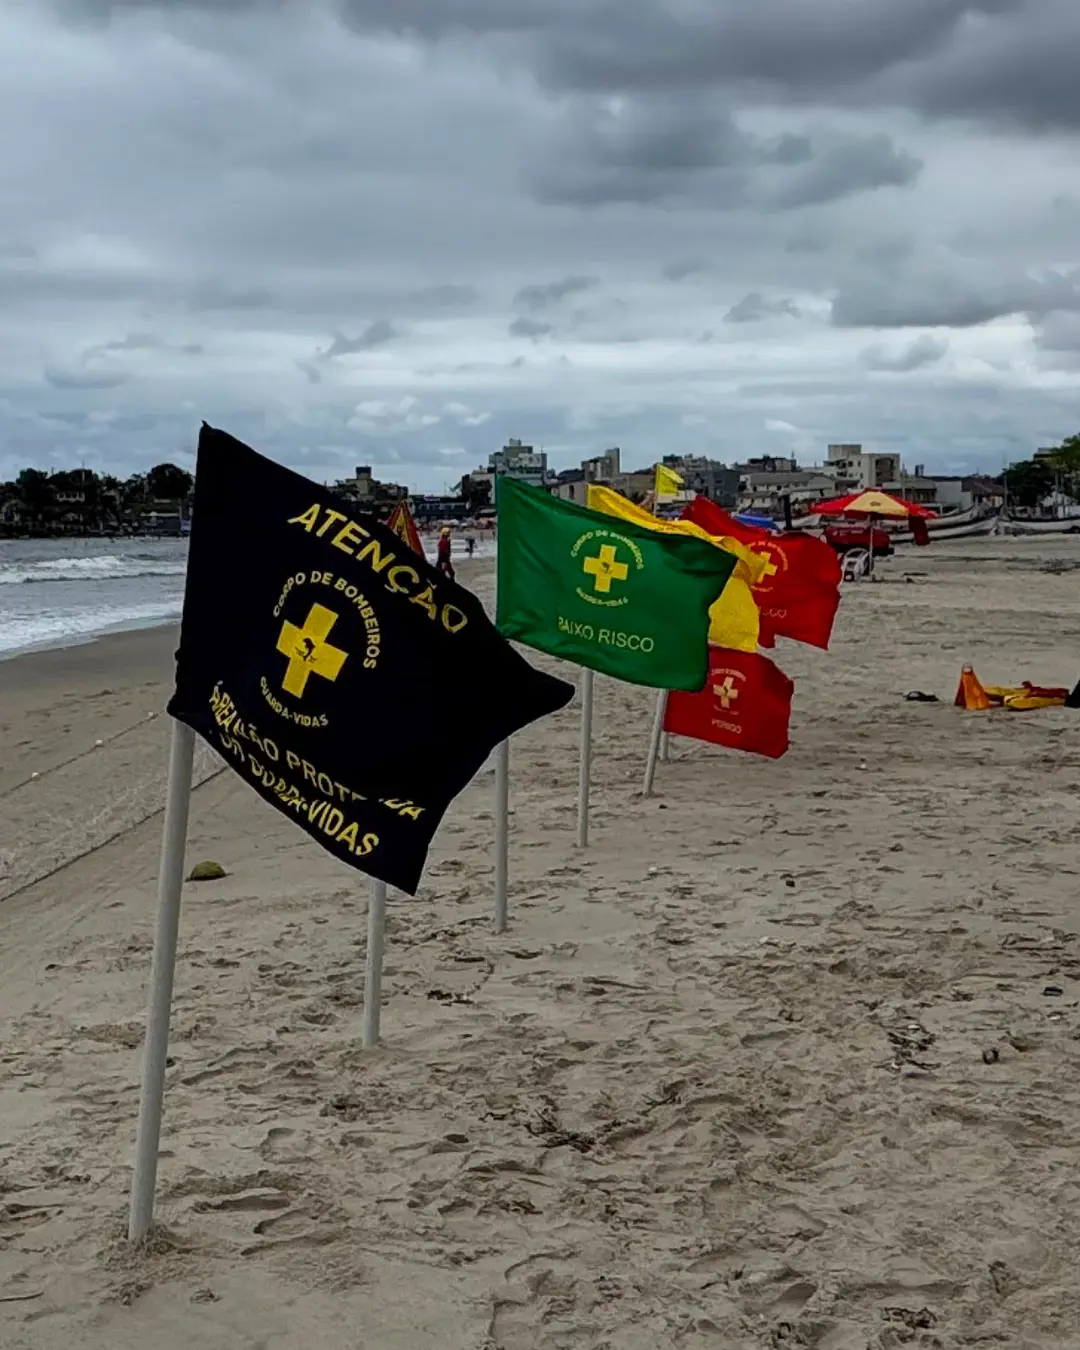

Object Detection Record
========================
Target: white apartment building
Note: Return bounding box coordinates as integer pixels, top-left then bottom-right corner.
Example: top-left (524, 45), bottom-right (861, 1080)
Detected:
top-left (824, 444), bottom-right (901, 491)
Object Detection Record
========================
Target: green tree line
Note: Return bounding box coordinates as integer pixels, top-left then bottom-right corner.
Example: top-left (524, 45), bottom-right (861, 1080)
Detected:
top-left (0, 463), bottom-right (193, 533)
top-left (1004, 435), bottom-right (1080, 509)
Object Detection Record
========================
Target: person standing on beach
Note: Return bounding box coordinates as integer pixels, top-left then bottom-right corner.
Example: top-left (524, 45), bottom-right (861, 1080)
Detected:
top-left (436, 526), bottom-right (455, 580)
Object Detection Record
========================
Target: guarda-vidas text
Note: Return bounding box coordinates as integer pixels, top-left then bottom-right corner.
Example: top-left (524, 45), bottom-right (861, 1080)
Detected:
top-left (286, 503), bottom-right (468, 633)
top-left (209, 685), bottom-right (424, 857)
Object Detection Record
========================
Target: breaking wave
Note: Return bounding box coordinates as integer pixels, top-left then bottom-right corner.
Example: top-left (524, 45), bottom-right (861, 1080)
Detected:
top-left (0, 553), bottom-right (189, 585)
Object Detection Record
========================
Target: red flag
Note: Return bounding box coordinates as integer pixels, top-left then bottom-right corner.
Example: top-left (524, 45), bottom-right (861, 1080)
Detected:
top-left (386, 500), bottom-right (424, 557)
top-left (664, 647), bottom-right (794, 759)
top-left (683, 496), bottom-right (840, 650)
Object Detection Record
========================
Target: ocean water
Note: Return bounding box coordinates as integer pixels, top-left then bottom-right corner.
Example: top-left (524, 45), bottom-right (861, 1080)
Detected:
top-left (0, 538), bottom-right (190, 657)
top-left (0, 533), bottom-right (496, 659)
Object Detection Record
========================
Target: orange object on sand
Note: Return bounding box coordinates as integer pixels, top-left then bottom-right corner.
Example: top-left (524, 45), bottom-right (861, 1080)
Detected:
top-left (955, 665), bottom-right (1069, 711)
top-left (955, 665), bottom-right (991, 710)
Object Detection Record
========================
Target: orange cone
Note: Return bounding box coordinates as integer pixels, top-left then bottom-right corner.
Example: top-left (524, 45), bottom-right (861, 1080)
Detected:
top-left (955, 665), bottom-right (992, 711)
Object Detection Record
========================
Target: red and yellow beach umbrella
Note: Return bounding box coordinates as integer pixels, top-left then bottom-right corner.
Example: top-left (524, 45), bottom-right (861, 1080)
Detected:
top-left (814, 489), bottom-right (933, 577)
top-left (814, 489), bottom-right (934, 519)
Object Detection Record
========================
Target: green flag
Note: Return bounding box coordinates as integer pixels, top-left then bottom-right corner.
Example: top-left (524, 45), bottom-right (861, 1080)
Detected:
top-left (496, 477), bottom-right (737, 690)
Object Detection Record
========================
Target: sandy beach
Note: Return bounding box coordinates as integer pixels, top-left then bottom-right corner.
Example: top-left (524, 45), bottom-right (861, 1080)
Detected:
top-left (2, 538), bottom-right (1080, 1349)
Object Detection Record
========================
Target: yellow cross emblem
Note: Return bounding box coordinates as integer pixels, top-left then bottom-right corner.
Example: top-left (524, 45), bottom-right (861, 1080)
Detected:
top-left (582, 543), bottom-right (629, 594)
top-left (713, 676), bottom-right (739, 709)
top-left (276, 603), bottom-right (347, 698)
top-left (761, 557), bottom-right (779, 578)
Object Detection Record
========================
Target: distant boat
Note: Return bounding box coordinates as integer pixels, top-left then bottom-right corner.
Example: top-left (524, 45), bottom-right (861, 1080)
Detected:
top-left (998, 513), bottom-right (1080, 535)
top-left (892, 515), bottom-right (999, 542)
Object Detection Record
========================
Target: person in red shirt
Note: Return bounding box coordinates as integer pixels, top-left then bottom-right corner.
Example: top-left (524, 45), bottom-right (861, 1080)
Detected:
top-left (436, 526), bottom-right (455, 580)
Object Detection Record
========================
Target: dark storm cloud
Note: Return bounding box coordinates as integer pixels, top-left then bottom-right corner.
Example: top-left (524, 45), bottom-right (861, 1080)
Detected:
top-left (0, 266), bottom-right (162, 307)
top-left (11, 0), bottom-right (1077, 486)
top-left (529, 91), bottom-right (922, 209)
top-left (662, 260), bottom-right (708, 281)
top-left (860, 333), bottom-right (950, 372)
top-left (56, 0), bottom-right (1079, 132)
top-left (410, 283), bottom-right (480, 308)
top-left (327, 0), bottom-right (993, 76)
top-left (44, 367), bottom-right (128, 390)
top-left (82, 333), bottom-right (204, 361)
top-left (766, 134), bottom-right (921, 210)
top-left (831, 269), bottom-right (1080, 329)
top-left (879, 1), bottom-right (1080, 131)
top-left (185, 281), bottom-right (277, 312)
top-left (332, 0), bottom-right (1079, 133)
top-left (320, 320), bottom-right (399, 358)
top-left (512, 276), bottom-right (596, 309)
top-left (1034, 313), bottom-right (1080, 352)
top-left (37, 410), bottom-right (90, 426)
top-left (509, 317), bottom-right (554, 340)
top-left (528, 93), bottom-right (751, 207)
top-left (86, 332), bottom-right (163, 356)
top-left (724, 293), bottom-right (800, 323)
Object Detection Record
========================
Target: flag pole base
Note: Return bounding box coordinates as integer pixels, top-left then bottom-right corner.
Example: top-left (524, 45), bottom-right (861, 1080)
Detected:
top-left (363, 880), bottom-right (388, 1047)
top-left (493, 739), bottom-right (510, 933)
top-left (128, 719), bottom-right (196, 1242)
top-left (643, 690), bottom-right (667, 799)
top-left (576, 669), bottom-right (594, 848)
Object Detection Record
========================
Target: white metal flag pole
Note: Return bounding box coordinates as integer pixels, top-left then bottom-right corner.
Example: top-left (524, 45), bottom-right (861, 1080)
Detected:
top-left (642, 689), bottom-right (667, 799)
top-left (128, 718), bottom-right (196, 1242)
top-left (867, 513), bottom-right (876, 580)
top-left (362, 878), bottom-right (388, 1047)
top-left (493, 739), bottom-right (510, 933)
top-left (576, 667), bottom-right (594, 848)
top-left (659, 729), bottom-right (671, 763)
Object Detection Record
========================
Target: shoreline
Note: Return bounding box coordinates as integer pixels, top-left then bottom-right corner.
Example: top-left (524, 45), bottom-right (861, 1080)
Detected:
top-left (0, 607), bottom-right (182, 664)
top-left (0, 554), bottom-right (492, 664)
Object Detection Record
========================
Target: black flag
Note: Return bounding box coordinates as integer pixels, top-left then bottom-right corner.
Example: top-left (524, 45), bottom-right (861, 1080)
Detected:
top-left (168, 426), bottom-right (574, 893)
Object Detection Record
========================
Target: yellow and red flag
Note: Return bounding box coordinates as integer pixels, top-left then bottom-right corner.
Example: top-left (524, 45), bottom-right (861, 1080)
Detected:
top-left (586, 485), bottom-right (766, 653)
top-left (386, 500), bottom-right (424, 557)
top-left (683, 496), bottom-right (840, 650)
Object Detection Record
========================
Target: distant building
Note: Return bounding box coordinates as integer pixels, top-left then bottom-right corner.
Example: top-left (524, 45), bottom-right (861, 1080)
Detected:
top-left (609, 470), bottom-right (655, 502)
top-left (489, 438), bottom-right (551, 487)
top-left (669, 456), bottom-right (739, 507)
top-left (737, 470), bottom-right (836, 512)
top-left (336, 465), bottom-right (408, 505)
top-left (553, 449), bottom-right (737, 507)
top-left (921, 475), bottom-right (1002, 512)
top-left (894, 475), bottom-right (938, 506)
top-left (582, 447), bottom-right (621, 483)
top-left (411, 493), bottom-right (471, 524)
top-left (735, 455), bottom-right (798, 475)
top-left (552, 468), bottom-right (588, 505)
top-left (823, 444), bottom-right (900, 491)
top-left (455, 469), bottom-right (495, 510)
top-left (825, 444), bottom-right (900, 489)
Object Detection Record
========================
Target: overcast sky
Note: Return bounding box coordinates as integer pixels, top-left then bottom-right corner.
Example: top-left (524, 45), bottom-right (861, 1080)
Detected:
top-left (3, 0), bottom-right (1079, 489)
